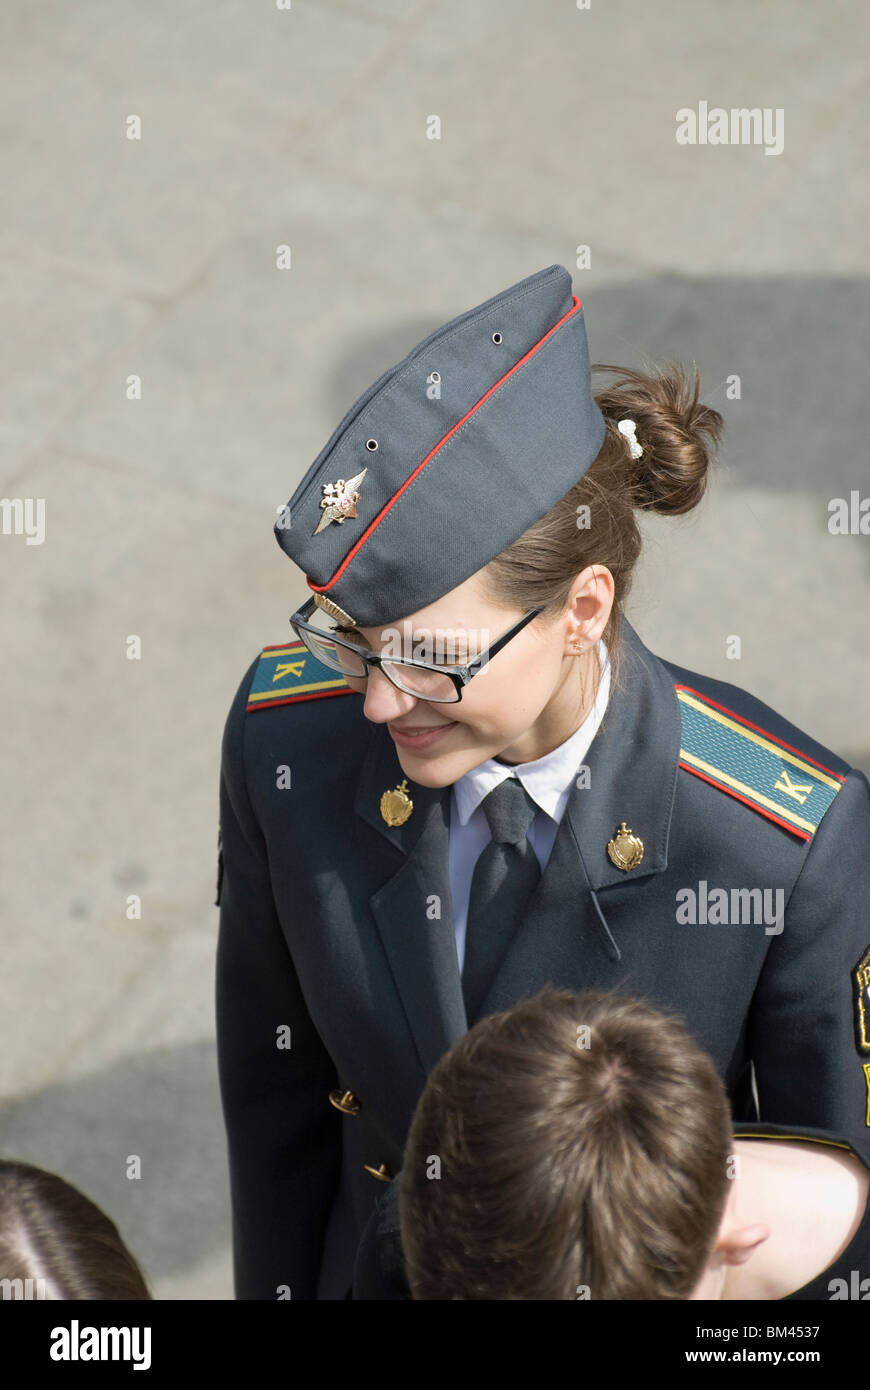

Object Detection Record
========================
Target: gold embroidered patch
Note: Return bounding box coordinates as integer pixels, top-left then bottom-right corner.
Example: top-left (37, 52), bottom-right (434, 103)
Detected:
top-left (854, 945), bottom-right (870, 1055)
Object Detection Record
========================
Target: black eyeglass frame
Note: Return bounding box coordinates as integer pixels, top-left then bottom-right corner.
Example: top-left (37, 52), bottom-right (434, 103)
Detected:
top-left (289, 596), bottom-right (543, 703)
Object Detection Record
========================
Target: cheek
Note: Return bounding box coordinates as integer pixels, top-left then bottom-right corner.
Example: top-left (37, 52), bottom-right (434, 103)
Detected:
top-left (455, 649), bottom-right (555, 728)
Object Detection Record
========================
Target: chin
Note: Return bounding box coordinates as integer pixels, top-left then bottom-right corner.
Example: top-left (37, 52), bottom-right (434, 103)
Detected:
top-left (397, 745), bottom-right (482, 789)
top-left (398, 755), bottom-right (458, 789)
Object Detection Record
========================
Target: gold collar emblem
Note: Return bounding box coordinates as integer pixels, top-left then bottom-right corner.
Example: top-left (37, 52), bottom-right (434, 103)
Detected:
top-left (380, 778), bottom-right (414, 827)
top-left (606, 822), bottom-right (644, 871)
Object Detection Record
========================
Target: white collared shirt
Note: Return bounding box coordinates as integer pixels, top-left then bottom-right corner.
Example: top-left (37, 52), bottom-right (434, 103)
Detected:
top-left (449, 641), bottom-right (611, 971)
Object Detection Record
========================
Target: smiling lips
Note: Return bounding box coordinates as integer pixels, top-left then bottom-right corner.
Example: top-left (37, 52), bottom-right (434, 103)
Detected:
top-left (391, 723), bottom-right (452, 733)
top-left (388, 720), bottom-right (458, 747)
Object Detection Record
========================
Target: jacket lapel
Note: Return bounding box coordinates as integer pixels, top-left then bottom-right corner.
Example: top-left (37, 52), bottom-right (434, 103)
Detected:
top-left (473, 615), bottom-right (682, 1017)
top-left (354, 725), bottom-right (467, 1075)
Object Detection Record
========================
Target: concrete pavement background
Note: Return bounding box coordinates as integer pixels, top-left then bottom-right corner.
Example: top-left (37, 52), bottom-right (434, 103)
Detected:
top-left (0, 0), bottom-right (867, 1299)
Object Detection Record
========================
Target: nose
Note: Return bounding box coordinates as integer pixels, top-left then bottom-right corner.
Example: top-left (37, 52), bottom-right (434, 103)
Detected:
top-left (362, 665), bottom-right (421, 724)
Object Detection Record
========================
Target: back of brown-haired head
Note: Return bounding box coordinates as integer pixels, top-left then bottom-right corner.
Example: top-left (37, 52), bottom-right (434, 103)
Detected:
top-left (399, 989), bottom-right (733, 1300)
top-left (0, 1160), bottom-right (151, 1299)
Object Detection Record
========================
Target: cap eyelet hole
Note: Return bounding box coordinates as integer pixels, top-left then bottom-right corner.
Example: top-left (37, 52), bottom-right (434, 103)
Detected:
top-left (491, 331), bottom-right (503, 345)
top-left (428, 370), bottom-right (441, 383)
top-left (365, 438), bottom-right (379, 452)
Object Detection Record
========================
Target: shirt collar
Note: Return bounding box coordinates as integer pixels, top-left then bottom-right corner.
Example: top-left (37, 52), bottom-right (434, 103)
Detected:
top-left (452, 640), bottom-right (611, 826)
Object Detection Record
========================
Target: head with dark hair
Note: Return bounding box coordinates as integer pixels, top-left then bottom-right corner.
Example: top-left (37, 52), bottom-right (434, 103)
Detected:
top-left (0, 1161), bottom-right (151, 1299)
top-left (335, 359), bottom-right (724, 779)
top-left (398, 989), bottom-right (734, 1300)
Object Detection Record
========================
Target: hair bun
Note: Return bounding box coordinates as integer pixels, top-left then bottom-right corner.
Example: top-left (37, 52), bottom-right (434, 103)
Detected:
top-left (592, 361), bottom-right (724, 516)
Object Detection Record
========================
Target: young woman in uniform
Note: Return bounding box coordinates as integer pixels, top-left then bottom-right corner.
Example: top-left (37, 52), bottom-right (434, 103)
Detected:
top-left (215, 265), bottom-right (870, 1300)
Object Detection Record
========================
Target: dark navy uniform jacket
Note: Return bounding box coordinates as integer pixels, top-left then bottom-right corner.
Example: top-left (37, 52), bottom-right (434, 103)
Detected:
top-left (215, 615), bottom-right (870, 1300)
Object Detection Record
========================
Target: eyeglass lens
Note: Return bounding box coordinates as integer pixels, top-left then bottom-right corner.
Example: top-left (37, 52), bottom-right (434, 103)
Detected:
top-left (298, 628), bottom-right (459, 701)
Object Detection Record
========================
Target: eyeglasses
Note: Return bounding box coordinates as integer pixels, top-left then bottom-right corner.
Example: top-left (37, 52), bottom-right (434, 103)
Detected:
top-left (289, 597), bottom-right (543, 703)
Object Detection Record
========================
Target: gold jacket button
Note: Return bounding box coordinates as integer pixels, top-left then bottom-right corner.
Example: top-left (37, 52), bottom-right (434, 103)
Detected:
top-left (363, 1162), bottom-right (392, 1183)
top-left (329, 1089), bottom-right (361, 1115)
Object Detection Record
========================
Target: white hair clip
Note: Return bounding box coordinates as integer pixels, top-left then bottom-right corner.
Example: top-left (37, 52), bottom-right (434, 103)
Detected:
top-left (617, 418), bottom-right (643, 459)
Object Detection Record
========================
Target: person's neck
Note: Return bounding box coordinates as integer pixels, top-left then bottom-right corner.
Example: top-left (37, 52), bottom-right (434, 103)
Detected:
top-left (722, 1140), bottom-right (869, 1300)
top-left (495, 647), bottom-right (602, 767)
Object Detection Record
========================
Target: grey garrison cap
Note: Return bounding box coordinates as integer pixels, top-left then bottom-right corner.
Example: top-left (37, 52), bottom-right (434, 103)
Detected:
top-left (274, 263), bottom-right (605, 628)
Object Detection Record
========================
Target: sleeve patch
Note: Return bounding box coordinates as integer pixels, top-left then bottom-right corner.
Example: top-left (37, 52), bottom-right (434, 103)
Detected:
top-left (675, 685), bottom-right (846, 841)
top-left (855, 946), bottom-right (870, 1055)
top-left (246, 641), bottom-right (355, 712)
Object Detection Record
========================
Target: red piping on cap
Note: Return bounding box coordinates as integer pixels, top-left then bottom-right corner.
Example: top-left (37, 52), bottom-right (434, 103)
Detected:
top-left (307, 294), bottom-right (583, 595)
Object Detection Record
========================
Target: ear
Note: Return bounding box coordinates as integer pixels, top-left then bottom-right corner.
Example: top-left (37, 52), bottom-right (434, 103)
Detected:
top-left (564, 565), bottom-right (615, 648)
top-left (715, 1222), bottom-right (770, 1266)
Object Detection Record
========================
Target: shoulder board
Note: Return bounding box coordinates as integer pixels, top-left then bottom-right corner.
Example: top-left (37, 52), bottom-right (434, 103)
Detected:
top-left (675, 684), bottom-right (846, 842)
top-left (247, 641), bottom-right (354, 713)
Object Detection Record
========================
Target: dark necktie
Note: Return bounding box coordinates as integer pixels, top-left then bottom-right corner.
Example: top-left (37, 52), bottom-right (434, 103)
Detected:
top-left (461, 776), bottom-right (542, 1023)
